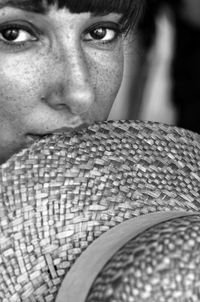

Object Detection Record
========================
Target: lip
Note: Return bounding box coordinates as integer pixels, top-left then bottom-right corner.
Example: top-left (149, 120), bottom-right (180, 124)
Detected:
top-left (26, 123), bottom-right (89, 143)
top-left (49, 123), bottom-right (88, 134)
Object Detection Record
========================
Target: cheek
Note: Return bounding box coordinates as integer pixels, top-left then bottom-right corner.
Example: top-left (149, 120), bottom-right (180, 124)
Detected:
top-left (87, 46), bottom-right (124, 120)
top-left (0, 55), bottom-right (48, 123)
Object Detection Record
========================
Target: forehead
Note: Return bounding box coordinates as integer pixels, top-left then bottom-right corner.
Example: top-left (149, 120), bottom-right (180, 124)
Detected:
top-left (0, 0), bottom-right (133, 14)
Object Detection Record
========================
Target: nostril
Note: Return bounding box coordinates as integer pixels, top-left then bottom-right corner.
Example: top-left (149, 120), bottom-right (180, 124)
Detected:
top-left (54, 103), bottom-right (69, 110)
top-left (44, 90), bottom-right (95, 114)
top-left (43, 72), bottom-right (95, 114)
top-left (41, 94), bottom-right (70, 111)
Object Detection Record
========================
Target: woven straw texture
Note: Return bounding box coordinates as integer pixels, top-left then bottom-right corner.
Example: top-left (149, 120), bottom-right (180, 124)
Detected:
top-left (87, 214), bottom-right (200, 302)
top-left (0, 120), bottom-right (200, 301)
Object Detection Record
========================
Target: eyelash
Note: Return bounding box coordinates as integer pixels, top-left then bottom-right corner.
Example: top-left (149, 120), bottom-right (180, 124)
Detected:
top-left (0, 21), bottom-right (125, 51)
top-left (0, 23), bottom-right (38, 49)
top-left (84, 22), bottom-right (125, 45)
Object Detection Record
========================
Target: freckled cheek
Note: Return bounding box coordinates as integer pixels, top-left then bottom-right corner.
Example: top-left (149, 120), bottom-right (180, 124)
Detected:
top-left (89, 49), bottom-right (124, 120)
top-left (0, 58), bottom-right (48, 118)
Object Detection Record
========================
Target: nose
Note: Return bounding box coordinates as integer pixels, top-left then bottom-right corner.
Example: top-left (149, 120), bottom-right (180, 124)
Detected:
top-left (46, 46), bottom-right (95, 115)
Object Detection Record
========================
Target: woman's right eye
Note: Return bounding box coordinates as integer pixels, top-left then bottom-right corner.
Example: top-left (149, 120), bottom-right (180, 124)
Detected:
top-left (0, 25), bottom-right (37, 45)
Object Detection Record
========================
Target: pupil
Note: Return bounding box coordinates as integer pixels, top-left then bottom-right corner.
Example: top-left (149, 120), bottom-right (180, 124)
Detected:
top-left (91, 28), bottom-right (106, 40)
top-left (2, 29), bottom-right (19, 41)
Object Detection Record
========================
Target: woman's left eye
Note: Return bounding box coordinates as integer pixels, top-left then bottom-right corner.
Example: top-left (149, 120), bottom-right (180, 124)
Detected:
top-left (83, 25), bottom-right (121, 44)
top-left (0, 27), bottom-right (37, 44)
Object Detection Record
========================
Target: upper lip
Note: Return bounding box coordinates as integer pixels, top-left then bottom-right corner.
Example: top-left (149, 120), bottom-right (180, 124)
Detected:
top-left (50, 124), bottom-right (88, 134)
top-left (27, 123), bottom-right (89, 137)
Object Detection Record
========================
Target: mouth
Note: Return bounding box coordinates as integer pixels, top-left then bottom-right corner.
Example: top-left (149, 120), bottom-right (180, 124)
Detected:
top-left (49, 123), bottom-right (88, 134)
top-left (26, 124), bottom-right (89, 144)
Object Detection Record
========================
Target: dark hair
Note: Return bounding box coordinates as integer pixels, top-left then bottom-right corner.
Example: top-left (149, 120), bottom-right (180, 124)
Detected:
top-left (29, 0), bottom-right (145, 32)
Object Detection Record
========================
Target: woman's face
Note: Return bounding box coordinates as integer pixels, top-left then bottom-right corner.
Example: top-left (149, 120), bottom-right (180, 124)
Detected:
top-left (0, 1), bottom-right (127, 163)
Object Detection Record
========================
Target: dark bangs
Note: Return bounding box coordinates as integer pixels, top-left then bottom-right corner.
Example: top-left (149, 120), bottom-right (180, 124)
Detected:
top-left (44, 0), bottom-right (145, 32)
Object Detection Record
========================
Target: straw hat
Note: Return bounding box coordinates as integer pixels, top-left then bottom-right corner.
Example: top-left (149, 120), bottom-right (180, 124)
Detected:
top-left (0, 120), bottom-right (200, 301)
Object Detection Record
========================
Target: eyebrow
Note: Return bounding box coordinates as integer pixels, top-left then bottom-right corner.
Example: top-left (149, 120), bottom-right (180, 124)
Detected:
top-left (0, 0), bottom-right (47, 13)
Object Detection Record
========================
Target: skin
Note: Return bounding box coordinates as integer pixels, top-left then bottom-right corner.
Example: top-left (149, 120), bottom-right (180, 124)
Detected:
top-left (0, 2), bottom-right (127, 163)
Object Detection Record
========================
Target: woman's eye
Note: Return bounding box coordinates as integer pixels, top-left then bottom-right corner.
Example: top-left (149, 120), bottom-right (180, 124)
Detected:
top-left (0, 27), bottom-right (37, 43)
top-left (84, 27), bottom-right (119, 43)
